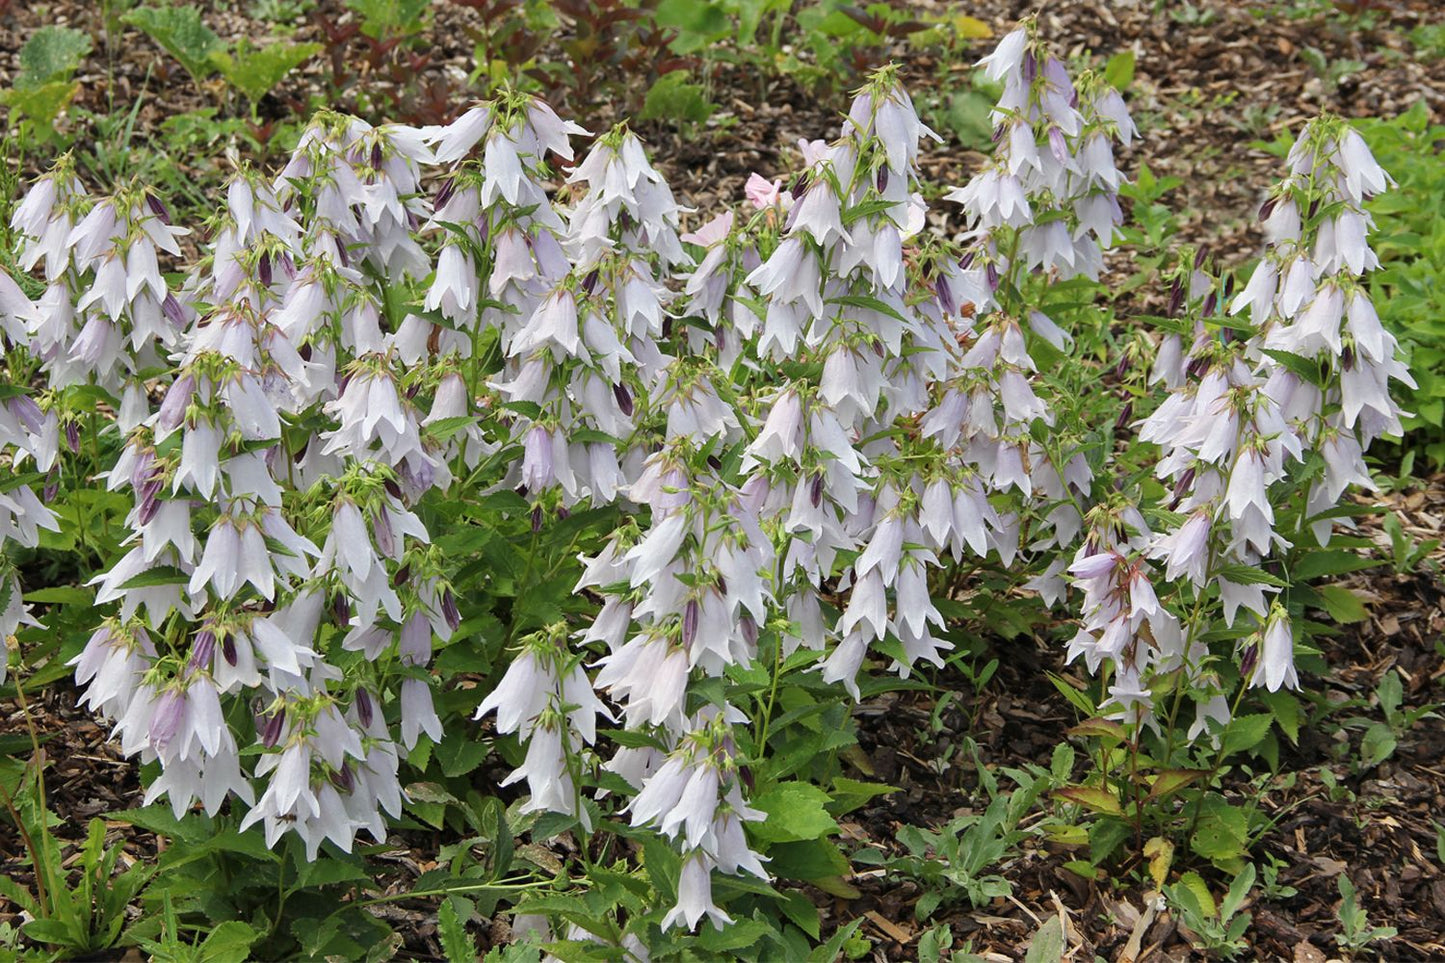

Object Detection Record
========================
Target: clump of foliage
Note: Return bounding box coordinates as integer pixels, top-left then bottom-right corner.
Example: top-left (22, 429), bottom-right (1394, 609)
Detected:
top-left (0, 18), bottom-right (1418, 961)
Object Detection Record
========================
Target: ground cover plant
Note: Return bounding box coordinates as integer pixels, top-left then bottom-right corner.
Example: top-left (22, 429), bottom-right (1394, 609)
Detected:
top-left (2, 1), bottom-right (1444, 961)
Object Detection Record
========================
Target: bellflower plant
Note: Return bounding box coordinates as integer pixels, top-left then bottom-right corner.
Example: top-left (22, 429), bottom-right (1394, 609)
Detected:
top-left (0, 20), bottom-right (1412, 952)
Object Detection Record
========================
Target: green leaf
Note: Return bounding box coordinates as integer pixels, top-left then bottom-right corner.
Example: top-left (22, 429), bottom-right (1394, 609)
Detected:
top-left (766, 838), bottom-right (851, 881)
top-left (1190, 796), bottom-right (1249, 863)
top-left (345, 0), bottom-right (431, 38)
top-left (1023, 914), bottom-right (1065, 963)
top-left (23, 585), bottom-right (94, 605)
top-left (0, 80), bottom-right (80, 128)
top-left (1261, 690), bottom-right (1301, 744)
top-left (1291, 550), bottom-right (1379, 581)
top-left (1216, 563), bottom-right (1289, 588)
top-left (1103, 49), bottom-right (1136, 91)
top-left (212, 40), bottom-right (322, 102)
top-left (118, 565), bottom-right (191, 589)
top-left (1359, 722), bottom-right (1397, 769)
top-left (124, 5), bottom-right (224, 84)
top-left (198, 921), bottom-right (260, 963)
top-left (1147, 769), bottom-right (1206, 801)
top-left (16, 25), bottom-right (92, 89)
top-left (826, 777), bottom-right (897, 816)
top-left (1053, 785), bottom-right (1123, 816)
top-left (1316, 584), bottom-right (1369, 623)
top-left (749, 782), bottom-right (840, 843)
top-left (437, 898), bottom-right (478, 963)
top-left (808, 917), bottom-right (864, 963)
top-left (1220, 713), bottom-right (1274, 758)
top-left (777, 890), bottom-right (820, 939)
top-left (638, 71), bottom-right (714, 125)
top-left (1176, 870), bottom-right (1217, 919)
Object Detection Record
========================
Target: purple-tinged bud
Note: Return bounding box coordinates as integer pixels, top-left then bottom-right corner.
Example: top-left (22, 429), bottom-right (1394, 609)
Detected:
top-left (222, 633), bottom-right (238, 666)
top-left (959, 251), bottom-right (975, 271)
top-left (258, 252), bottom-right (273, 287)
top-left (1307, 198), bottom-right (1319, 220)
top-left (393, 564), bottom-right (411, 587)
top-left (371, 142), bottom-right (384, 169)
top-left (333, 592), bottom-right (351, 626)
top-left (1186, 355), bottom-right (1208, 380)
top-left (1114, 401), bottom-right (1134, 432)
top-left (149, 690), bottom-right (186, 752)
top-left (43, 467), bottom-right (59, 503)
top-left (662, 317), bottom-right (674, 339)
top-left (613, 383), bottom-right (634, 417)
top-left (1239, 643), bottom-right (1258, 680)
top-left (441, 589), bottom-right (461, 631)
top-left (1170, 467), bottom-right (1196, 509)
top-left (1167, 278), bottom-right (1184, 318)
top-left (1113, 354), bottom-right (1130, 380)
top-left (64, 420), bottom-right (80, 454)
top-left (356, 688), bottom-right (374, 727)
top-left (384, 477), bottom-right (403, 500)
top-left (158, 374), bottom-right (195, 432)
top-left (740, 614), bottom-right (758, 648)
top-left (531, 506), bottom-right (543, 532)
top-left (138, 488), bottom-right (161, 526)
top-left (810, 473), bottom-right (824, 507)
top-left (1202, 291), bottom-right (1217, 316)
top-left (991, 123), bottom-right (1006, 144)
top-left (336, 242), bottom-right (351, 267)
top-left (373, 509), bottom-right (395, 557)
top-left (986, 262), bottom-right (1000, 292)
top-left (1259, 196), bottom-right (1277, 222)
top-left (162, 293), bottom-right (186, 326)
top-left (331, 763), bottom-right (355, 793)
top-left (935, 275), bottom-right (952, 311)
top-left (740, 764), bottom-right (756, 793)
top-left (1194, 247), bottom-right (1208, 270)
top-left (1048, 126), bottom-right (1068, 165)
top-left (1223, 273), bottom-right (1236, 299)
top-left (9, 396), bottom-right (43, 434)
top-left (1022, 52), bottom-right (1038, 84)
top-left (716, 574), bottom-right (727, 596)
top-left (1341, 345), bottom-right (1355, 370)
top-left (190, 630), bottom-right (216, 670)
top-left (435, 178), bottom-right (455, 209)
top-left (682, 599), bottom-right (699, 647)
top-left (877, 165), bottom-right (889, 192)
top-left (557, 505), bottom-right (571, 520)
top-left (146, 194), bottom-right (171, 225)
top-left (260, 708), bottom-right (286, 747)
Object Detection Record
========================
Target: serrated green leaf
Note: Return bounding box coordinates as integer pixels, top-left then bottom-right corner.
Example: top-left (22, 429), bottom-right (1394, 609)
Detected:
top-left (437, 898), bottom-right (478, 963)
top-left (1220, 713), bottom-right (1273, 758)
top-left (124, 5), bottom-right (224, 83)
top-left (749, 782), bottom-right (840, 843)
top-left (212, 40), bottom-right (322, 102)
top-left (1191, 796), bottom-right (1249, 863)
top-left (16, 25), bottom-right (92, 89)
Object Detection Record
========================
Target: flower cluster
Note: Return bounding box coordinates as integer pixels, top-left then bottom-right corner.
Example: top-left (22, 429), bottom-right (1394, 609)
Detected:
top-left (0, 22), bottom-right (1409, 940)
